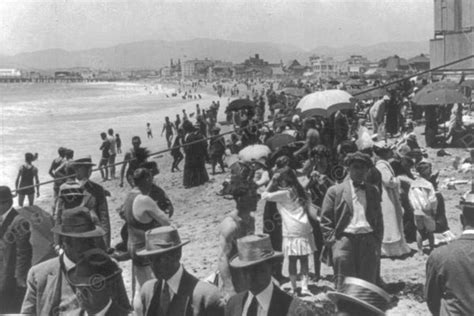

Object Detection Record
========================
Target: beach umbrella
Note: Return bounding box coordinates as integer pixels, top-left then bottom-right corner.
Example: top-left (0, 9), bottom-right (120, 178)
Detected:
top-left (296, 90), bottom-right (355, 118)
top-left (266, 134), bottom-right (296, 151)
top-left (412, 87), bottom-right (469, 106)
top-left (16, 206), bottom-right (56, 265)
top-left (226, 99), bottom-right (256, 112)
top-left (460, 80), bottom-right (474, 89)
top-left (238, 144), bottom-right (271, 162)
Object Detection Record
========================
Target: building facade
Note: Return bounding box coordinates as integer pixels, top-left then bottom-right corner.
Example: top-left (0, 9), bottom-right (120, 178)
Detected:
top-left (309, 55), bottom-right (342, 78)
top-left (430, 0), bottom-right (474, 71)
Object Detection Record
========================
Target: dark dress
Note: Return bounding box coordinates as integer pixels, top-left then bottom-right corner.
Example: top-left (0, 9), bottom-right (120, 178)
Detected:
top-left (183, 130), bottom-right (209, 188)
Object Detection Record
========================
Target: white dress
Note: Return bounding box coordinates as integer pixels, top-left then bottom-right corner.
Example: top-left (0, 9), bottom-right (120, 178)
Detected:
top-left (261, 190), bottom-right (316, 256)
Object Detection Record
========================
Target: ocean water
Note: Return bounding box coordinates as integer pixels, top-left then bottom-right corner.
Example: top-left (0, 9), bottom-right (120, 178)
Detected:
top-left (0, 82), bottom-right (216, 192)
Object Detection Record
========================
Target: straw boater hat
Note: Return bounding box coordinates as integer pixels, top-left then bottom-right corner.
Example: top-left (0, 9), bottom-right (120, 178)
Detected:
top-left (70, 156), bottom-right (96, 167)
top-left (230, 234), bottom-right (283, 268)
top-left (136, 226), bottom-right (190, 257)
top-left (327, 277), bottom-right (391, 316)
top-left (67, 248), bottom-right (122, 287)
top-left (51, 206), bottom-right (105, 238)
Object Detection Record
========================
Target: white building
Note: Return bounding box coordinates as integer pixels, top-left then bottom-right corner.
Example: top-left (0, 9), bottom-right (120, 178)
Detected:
top-left (0, 68), bottom-right (21, 78)
top-left (309, 56), bottom-right (342, 78)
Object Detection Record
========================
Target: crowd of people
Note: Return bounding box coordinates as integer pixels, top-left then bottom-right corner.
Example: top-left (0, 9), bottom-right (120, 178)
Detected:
top-left (1, 78), bottom-right (473, 316)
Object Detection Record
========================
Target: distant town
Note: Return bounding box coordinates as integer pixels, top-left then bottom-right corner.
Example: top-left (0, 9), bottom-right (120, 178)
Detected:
top-left (0, 53), bottom-right (430, 83)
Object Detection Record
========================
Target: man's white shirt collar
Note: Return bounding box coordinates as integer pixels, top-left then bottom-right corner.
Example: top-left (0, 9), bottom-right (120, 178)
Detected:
top-left (165, 265), bottom-right (184, 299)
top-left (245, 281), bottom-right (274, 315)
top-left (462, 229), bottom-right (474, 235)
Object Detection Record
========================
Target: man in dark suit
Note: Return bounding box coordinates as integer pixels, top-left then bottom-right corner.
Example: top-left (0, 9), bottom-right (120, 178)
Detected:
top-left (21, 206), bottom-right (129, 315)
top-left (71, 156), bottom-right (111, 248)
top-left (139, 226), bottom-right (225, 316)
top-left (225, 234), bottom-right (313, 316)
top-left (321, 152), bottom-right (383, 289)
top-left (67, 248), bottom-right (131, 316)
top-left (425, 199), bottom-right (474, 315)
top-left (0, 186), bottom-right (32, 313)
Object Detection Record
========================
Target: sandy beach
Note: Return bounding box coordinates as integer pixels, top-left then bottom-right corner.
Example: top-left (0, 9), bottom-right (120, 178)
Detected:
top-left (3, 80), bottom-right (473, 315)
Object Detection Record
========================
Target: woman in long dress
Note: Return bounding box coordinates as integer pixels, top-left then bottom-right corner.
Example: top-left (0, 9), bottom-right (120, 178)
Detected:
top-left (182, 120), bottom-right (209, 188)
top-left (374, 144), bottom-right (411, 257)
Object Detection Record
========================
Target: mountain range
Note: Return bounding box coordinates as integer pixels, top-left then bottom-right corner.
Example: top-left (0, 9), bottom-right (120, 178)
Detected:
top-left (0, 38), bottom-right (429, 70)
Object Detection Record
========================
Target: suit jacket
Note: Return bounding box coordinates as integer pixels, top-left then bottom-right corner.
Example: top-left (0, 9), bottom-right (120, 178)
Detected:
top-left (141, 269), bottom-right (224, 316)
top-left (83, 180), bottom-right (111, 247)
top-left (425, 234), bottom-right (474, 316)
top-left (21, 256), bottom-right (79, 316)
top-left (320, 179), bottom-right (383, 243)
top-left (0, 208), bottom-right (32, 293)
top-left (225, 285), bottom-right (313, 316)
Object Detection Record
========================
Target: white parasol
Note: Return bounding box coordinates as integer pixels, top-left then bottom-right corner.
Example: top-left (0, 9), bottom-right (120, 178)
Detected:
top-left (296, 90), bottom-right (355, 117)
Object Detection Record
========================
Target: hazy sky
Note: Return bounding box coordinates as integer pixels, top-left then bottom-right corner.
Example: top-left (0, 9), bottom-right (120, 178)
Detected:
top-left (0, 0), bottom-right (433, 55)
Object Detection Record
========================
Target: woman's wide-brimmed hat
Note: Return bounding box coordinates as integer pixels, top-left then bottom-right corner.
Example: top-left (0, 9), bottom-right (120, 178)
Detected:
top-left (327, 277), bottom-right (391, 316)
top-left (70, 156), bottom-right (96, 167)
top-left (230, 234), bottom-right (283, 268)
top-left (136, 226), bottom-right (190, 257)
top-left (67, 248), bottom-right (122, 287)
top-left (51, 206), bottom-right (105, 238)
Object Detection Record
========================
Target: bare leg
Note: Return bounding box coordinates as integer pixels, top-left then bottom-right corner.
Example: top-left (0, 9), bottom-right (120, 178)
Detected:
top-left (416, 230), bottom-right (424, 255)
top-left (288, 256), bottom-right (298, 293)
top-left (27, 193), bottom-right (35, 206)
top-left (300, 256), bottom-right (311, 296)
top-left (18, 194), bottom-right (26, 207)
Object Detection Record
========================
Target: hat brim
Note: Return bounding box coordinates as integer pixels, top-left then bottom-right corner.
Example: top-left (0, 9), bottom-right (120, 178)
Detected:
top-left (136, 240), bottom-right (190, 257)
top-left (67, 268), bottom-right (122, 287)
top-left (326, 292), bottom-right (385, 316)
top-left (229, 251), bottom-right (283, 268)
top-left (51, 225), bottom-right (105, 238)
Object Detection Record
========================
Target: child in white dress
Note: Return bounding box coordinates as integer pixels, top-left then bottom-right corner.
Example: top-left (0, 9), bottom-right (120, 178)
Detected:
top-left (261, 166), bottom-right (315, 296)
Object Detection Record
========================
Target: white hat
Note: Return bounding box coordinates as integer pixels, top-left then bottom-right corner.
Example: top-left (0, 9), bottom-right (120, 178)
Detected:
top-left (292, 114), bottom-right (300, 123)
top-left (382, 95), bottom-right (390, 101)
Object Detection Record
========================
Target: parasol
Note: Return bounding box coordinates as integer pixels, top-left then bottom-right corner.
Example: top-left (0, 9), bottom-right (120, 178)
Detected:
top-left (226, 99), bottom-right (256, 112)
top-left (17, 206), bottom-right (56, 265)
top-left (265, 134), bottom-right (296, 151)
top-left (412, 87), bottom-right (469, 106)
top-left (296, 90), bottom-right (355, 118)
top-left (238, 144), bottom-right (271, 162)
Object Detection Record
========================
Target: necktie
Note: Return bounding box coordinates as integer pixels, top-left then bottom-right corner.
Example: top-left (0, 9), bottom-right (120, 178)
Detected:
top-left (247, 295), bottom-right (259, 316)
top-left (159, 282), bottom-right (171, 316)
